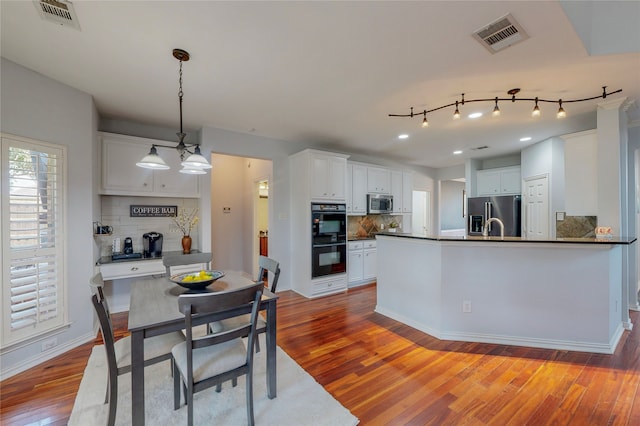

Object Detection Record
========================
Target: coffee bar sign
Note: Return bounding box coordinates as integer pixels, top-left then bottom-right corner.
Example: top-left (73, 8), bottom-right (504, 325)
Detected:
top-left (130, 205), bottom-right (177, 217)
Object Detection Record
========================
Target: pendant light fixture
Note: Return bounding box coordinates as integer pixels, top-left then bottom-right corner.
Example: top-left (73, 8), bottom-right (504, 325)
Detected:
top-left (137, 48), bottom-right (212, 173)
top-left (390, 86), bottom-right (622, 126)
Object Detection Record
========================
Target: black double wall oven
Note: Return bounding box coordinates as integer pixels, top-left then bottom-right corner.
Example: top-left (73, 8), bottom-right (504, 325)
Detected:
top-left (311, 203), bottom-right (347, 278)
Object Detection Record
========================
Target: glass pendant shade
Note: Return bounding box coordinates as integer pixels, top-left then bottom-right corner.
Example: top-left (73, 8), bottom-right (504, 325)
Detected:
top-left (136, 146), bottom-right (170, 170)
top-left (179, 164), bottom-right (207, 174)
top-left (181, 146), bottom-right (212, 169)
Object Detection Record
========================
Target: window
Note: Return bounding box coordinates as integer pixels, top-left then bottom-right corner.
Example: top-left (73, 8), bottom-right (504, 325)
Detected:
top-left (1, 135), bottom-right (66, 347)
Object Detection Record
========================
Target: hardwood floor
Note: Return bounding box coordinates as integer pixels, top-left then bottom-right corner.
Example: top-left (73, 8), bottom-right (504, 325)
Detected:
top-left (2, 283), bottom-right (639, 425)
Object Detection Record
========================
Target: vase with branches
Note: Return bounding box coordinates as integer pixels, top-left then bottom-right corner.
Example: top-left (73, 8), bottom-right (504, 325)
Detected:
top-left (172, 208), bottom-right (199, 253)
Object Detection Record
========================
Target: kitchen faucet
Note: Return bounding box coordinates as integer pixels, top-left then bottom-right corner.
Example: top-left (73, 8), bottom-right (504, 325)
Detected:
top-left (483, 217), bottom-right (505, 239)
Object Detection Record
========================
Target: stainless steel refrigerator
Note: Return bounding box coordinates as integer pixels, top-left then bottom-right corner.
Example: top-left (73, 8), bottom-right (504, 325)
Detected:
top-left (467, 195), bottom-right (521, 236)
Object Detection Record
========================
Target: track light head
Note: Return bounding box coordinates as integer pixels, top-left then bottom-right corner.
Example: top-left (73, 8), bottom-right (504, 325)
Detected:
top-left (492, 97), bottom-right (501, 117)
top-left (422, 111), bottom-right (429, 128)
top-left (532, 97), bottom-right (541, 118)
top-left (557, 100), bottom-right (566, 119)
top-left (453, 101), bottom-right (460, 120)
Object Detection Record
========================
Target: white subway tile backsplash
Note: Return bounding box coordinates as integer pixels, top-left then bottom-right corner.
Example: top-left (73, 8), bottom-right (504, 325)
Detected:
top-left (99, 196), bottom-right (200, 256)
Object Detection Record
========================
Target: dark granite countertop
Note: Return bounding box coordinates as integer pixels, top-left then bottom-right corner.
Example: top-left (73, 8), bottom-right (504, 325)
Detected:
top-left (376, 232), bottom-right (637, 245)
top-left (96, 249), bottom-right (201, 265)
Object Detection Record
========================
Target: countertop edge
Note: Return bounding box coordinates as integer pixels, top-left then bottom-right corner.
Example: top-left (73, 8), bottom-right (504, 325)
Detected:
top-left (375, 233), bottom-right (637, 245)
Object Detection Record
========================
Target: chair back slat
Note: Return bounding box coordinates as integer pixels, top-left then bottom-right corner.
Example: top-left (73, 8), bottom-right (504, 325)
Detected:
top-left (179, 282), bottom-right (264, 350)
top-left (163, 252), bottom-right (213, 276)
top-left (257, 256), bottom-right (280, 293)
top-left (91, 292), bottom-right (119, 375)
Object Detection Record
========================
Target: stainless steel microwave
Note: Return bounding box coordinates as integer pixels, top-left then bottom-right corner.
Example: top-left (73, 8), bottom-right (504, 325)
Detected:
top-left (367, 194), bottom-right (393, 214)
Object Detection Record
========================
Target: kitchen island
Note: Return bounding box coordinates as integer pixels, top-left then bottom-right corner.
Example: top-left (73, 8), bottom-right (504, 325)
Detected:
top-left (375, 233), bottom-right (636, 354)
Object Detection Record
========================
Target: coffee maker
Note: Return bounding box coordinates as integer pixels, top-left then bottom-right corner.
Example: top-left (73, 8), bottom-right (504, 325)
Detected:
top-left (143, 232), bottom-right (163, 258)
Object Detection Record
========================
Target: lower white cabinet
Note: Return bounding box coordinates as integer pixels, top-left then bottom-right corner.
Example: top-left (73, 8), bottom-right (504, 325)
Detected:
top-left (312, 276), bottom-right (348, 296)
top-left (98, 259), bottom-right (164, 280)
top-left (98, 259), bottom-right (206, 280)
top-left (363, 247), bottom-right (377, 280)
top-left (348, 240), bottom-right (377, 286)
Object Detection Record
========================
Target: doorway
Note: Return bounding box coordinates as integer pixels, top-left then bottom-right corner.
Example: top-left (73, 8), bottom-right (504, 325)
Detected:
top-left (210, 154), bottom-right (272, 276)
top-left (253, 179), bottom-right (269, 279)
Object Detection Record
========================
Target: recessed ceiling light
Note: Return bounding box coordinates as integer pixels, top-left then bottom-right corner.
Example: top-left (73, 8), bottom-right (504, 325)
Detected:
top-left (468, 112), bottom-right (483, 119)
top-left (453, 150), bottom-right (463, 155)
top-left (398, 134), bottom-right (409, 139)
top-left (520, 136), bottom-right (532, 142)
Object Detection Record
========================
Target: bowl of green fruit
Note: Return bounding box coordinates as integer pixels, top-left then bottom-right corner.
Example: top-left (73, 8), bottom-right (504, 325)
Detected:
top-left (170, 270), bottom-right (225, 290)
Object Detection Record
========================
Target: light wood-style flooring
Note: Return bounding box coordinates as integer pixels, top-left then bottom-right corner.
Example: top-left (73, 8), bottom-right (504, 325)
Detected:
top-left (2, 283), bottom-right (639, 425)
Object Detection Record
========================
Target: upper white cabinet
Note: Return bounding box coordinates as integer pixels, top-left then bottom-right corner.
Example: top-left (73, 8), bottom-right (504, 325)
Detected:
top-left (476, 166), bottom-right (521, 196)
top-left (100, 132), bottom-right (200, 198)
top-left (391, 170), bottom-right (413, 213)
top-left (309, 151), bottom-right (348, 201)
top-left (402, 172), bottom-right (413, 213)
top-left (351, 164), bottom-right (367, 215)
top-left (391, 170), bottom-right (403, 213)
top-left (367, 166), bottom-right (391, 194)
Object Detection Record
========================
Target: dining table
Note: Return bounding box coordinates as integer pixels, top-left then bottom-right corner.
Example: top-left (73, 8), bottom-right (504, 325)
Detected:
top-left (128, 271), bottom-right (279, 425)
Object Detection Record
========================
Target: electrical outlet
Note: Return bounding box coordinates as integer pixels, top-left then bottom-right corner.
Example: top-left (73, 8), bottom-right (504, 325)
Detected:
top-left (41, 337), bottom-right (57, 352)
top-left (462, 301), bottom-right (472, 313)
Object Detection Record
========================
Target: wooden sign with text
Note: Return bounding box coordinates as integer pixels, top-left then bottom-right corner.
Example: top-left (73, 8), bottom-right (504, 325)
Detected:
top-left (130, 205), bottom-right (177, 217)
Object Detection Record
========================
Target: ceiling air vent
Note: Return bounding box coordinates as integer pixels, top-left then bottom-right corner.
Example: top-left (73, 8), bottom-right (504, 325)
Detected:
top-left (472, 13), bottom-right (528, 54)
top-left (471, 146), bottom-right (489, 151)
top-left (33, 0), bottom-right (81, 30)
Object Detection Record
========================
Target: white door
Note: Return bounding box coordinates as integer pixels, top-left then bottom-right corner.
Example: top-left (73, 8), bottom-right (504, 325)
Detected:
top-left (524, 175), bottom-right (549, 239)
top-left (411, 190), bottom-right (430, 235)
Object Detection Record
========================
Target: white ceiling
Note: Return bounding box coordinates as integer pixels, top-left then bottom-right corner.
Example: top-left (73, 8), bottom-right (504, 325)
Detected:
top-left (2, 1), bottom-right (639, 169)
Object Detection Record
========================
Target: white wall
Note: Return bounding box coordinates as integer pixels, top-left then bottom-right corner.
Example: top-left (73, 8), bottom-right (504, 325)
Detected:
top-left (1, 58), bottom-right (98, 378)
top-left (440, 180), bottom-right (465, 230)
top-left (562, 130), bottom-right (598, 215)
top-left (200, 126), bottom-right (303, 292)
top-left (210, 154), bottom-right (246, 272)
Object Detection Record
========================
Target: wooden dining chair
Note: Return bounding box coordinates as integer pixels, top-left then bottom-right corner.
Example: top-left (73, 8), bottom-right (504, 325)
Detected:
top-left (89, 272), bottom-right (185, 426)
top-left (209, 256), bottom-right (280, 352)
top-left (163, 252), bottom-right (213, 276)
top-left (172, 282), bottom-right (264, 426)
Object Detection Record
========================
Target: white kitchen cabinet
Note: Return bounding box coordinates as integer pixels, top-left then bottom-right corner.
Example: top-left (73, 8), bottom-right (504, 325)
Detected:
top-left (391, 170), bottom-right (403, 213)
top-left (367, 166), bottom-right (391, 194)
top-left (363, 247), bottom-right (377, 280)
top-left (348, 239), bottom-right (376, 286)
top-left (351, 164), bottom-right (367, 215)
top-left (100, 132), bottom-right (200, 198)
top-left (346, 164), bottom-right (353, 214)
top-left (289, 149), bottom-right (350, 299)
top-left (391, 170), bottom-right (413, 213)
top-left (348, 241), bottom-right (364, 282)
top-left (402, 172), bottom-right (413, 213)
top-left (99, 259), bottom-right (164, 280)
top-left (476, 166), bottom-right (521, 196)
top-left (310, 152), bottom-right (347, 201)
top-left (311, 276), bottom-right (348, 296)
top-left (500, 167), bottom-right (522, 194)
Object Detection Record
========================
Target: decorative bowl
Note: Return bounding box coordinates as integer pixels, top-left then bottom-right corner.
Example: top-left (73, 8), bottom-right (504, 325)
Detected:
top-left (170, 270), bottom-right (225, 290)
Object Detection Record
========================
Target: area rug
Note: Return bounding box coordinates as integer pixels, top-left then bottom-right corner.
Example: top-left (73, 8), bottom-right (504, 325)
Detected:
top-left (69, 335), bottom-right (359, 425)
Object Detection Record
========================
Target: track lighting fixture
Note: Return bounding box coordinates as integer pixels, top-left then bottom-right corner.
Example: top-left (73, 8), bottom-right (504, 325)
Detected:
top-left (137, 49), bottom-right (212, 173)
top-left (390, 86), bottom-right (622, 126)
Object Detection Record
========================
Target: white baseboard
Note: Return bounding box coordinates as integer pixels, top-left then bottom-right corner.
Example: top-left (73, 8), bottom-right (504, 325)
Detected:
top-left (0, 332), bottom-right (95, 381)
top-left (374, 306), bottom-right (624, 355)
